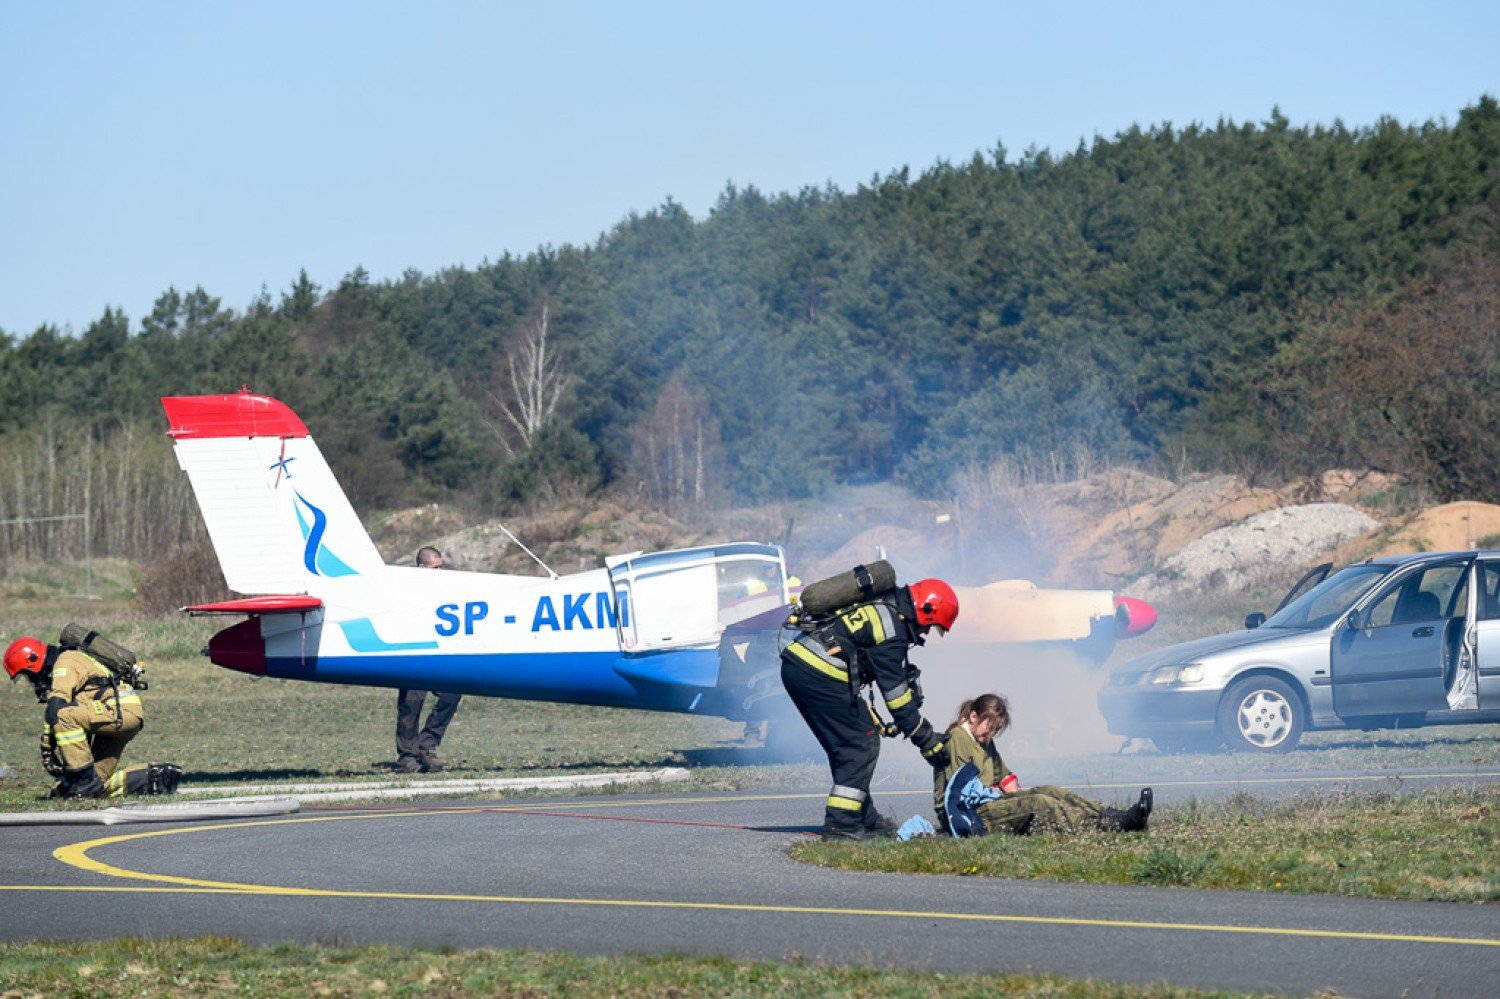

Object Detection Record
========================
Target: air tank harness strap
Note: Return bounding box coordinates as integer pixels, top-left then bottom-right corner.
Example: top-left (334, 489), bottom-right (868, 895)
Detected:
top-left (81, 674), bottom-right (124, 724)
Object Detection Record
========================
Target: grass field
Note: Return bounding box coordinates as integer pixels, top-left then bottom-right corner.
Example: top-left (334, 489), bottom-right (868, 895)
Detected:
top-left (0, 937), bottom-right (1284, 998)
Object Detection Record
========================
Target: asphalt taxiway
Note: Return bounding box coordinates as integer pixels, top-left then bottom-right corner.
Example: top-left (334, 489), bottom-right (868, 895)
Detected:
top-left (1, 772), bottom-right (1496, 997)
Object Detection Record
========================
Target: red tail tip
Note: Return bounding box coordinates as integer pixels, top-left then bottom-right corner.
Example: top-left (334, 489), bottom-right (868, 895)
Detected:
top-left (206, 618), bottom-right (267, 675)
top-left (1114, 595), bottom-right (1157, 638)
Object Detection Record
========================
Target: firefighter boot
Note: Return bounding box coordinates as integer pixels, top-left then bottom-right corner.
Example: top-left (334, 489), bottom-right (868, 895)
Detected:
top-left (863, 809), bottom-right (900, 838)
top-left (121, 764), bottom-right (181, 796)
top-left (60, 765), bottom-right (106, 799)
top-left (148, 763), bottom-right (183, 795)
top-left (418, 750), bottom-right (444, 773)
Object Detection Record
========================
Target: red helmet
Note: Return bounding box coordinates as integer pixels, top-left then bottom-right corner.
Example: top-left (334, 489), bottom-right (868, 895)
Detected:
top-left (909, 578), bottom-right (959, 634)
top-left (4, 637), bottom-right (47, 680)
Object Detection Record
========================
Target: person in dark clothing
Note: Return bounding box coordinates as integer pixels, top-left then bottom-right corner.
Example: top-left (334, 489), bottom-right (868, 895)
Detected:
top-left (396, 546), bottom-right (462, 774)
top-left (780, 577), bottom-right (959, 840)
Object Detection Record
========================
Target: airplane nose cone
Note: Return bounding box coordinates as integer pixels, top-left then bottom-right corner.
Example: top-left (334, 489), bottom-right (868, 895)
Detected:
top-left (1114, 595), bottom-right (1157, 638)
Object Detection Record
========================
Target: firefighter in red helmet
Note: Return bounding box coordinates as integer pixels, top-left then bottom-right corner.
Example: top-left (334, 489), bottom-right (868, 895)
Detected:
top-left (5, 635), bottom-right (179, 799)
top-left (780, 577), bottom-right (960, 840)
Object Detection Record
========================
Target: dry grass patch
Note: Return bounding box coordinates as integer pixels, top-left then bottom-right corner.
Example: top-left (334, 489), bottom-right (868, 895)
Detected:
top-left (794, 787), bottom-right (1500, 902)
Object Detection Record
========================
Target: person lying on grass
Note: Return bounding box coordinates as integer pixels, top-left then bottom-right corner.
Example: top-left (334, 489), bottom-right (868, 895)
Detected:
top-left (934, 693), bottom-right (1152, 836)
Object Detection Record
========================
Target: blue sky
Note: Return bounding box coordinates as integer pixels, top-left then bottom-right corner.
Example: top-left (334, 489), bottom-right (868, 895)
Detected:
top-left (2, 1), bottom-right (1496, 336)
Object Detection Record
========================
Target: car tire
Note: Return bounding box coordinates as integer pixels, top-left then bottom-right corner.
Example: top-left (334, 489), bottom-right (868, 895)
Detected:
top-left (1216, 676), bottom-right (1305, 753)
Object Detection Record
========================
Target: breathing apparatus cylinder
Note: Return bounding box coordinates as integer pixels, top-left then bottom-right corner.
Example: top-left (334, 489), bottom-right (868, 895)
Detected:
top-left (796, 560), bottom-right (898, 616)
top-left (57, 623), bottom-right (148, 690)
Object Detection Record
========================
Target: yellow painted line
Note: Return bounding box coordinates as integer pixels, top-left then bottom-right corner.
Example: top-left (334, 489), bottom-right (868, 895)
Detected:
top-left (0, 885), bottom-right (244, 894)
top-left (38, 808), bottom-right (1500, 949)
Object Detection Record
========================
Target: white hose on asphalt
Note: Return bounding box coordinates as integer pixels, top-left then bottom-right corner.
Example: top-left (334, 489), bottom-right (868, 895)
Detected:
top-left (0, 767), bottom-right (690, 820)
top-left (0, 797), bottom-right (301, 826)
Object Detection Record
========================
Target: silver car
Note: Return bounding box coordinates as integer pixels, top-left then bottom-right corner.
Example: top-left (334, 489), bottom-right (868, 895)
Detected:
top-left (1098, 550), bottom-right (1500, 752)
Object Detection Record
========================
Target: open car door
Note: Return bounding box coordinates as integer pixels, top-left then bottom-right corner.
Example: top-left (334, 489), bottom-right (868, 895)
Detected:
top-left (1275, 562), bottom-right (1333, 614)
top-left (1446, 558), bottom-right (1495, 711)
top-left (1332, 555), bottom-right (1475, 718)
top-left (1476, 559), bottom-right (1500, 711)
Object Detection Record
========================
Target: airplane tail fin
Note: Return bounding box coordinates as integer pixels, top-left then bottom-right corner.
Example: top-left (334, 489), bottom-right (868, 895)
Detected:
top-left (162, 392), bottom-right (386, 594)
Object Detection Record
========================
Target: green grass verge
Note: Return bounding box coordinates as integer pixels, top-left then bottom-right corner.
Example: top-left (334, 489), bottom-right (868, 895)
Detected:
top-left (0, 937), bottom-right (1274, 997)
top-left (793, 786), bottom-right (1500, 902)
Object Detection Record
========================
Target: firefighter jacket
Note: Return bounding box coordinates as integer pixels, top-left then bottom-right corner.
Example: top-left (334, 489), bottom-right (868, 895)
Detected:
top-left (782, 587), bottom-right (944, 754)
top-left (43, 649), bottom-right (143, 756)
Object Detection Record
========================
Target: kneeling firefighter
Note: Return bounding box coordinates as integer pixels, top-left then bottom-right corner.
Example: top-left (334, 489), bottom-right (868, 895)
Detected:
top-left (780, 564), bottom-right (958, 840)
top-left (5, 631), bottom-right (181, 799)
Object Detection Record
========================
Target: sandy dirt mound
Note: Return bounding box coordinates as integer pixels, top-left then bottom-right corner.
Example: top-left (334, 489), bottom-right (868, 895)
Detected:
top-left (1344, 501), bottom-right (1500, 560)
top-left (1134, 503), bottom-right (1379, 598)
top-left (1044, 472), bottom-right (1284, 584)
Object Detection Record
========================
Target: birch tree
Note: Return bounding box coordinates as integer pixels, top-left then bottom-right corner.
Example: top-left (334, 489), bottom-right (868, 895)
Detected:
top-left (486, 299), bottom-right (570, 456)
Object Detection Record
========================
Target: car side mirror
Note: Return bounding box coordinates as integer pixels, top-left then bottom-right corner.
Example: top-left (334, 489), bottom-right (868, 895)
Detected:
top-left (1244, 612), bottom-right (1266, 631)
top-left (1344, 609), bottom-right (1363, 631)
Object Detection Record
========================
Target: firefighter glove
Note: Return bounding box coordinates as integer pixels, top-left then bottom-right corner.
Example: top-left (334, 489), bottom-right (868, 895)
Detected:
top-left (922, 734), bottom-right (951, 770)
top-left (39, 728), bottom-right (63, 778)
top-left (911, 719), bottom-right (950, 769)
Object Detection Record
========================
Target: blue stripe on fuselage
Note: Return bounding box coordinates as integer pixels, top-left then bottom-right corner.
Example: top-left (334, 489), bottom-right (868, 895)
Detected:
top-left (260, 648), bottom-right (721, 713)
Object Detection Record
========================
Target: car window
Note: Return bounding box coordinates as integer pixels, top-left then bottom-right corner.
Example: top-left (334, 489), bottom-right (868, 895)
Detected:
top-left (1482, 561), bottom-right (1500, 622)
top-left (1263, 564), bottom-right (1390, 629)
top-left (1364, 563), bottom-right (1467, 627)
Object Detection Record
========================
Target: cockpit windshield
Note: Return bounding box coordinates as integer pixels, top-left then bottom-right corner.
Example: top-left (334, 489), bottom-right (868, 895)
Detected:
top-left (1262, 564), bottom-right (1392, 630)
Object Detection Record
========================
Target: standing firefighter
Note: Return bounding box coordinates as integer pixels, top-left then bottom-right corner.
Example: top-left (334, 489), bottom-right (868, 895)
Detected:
top-left (780, 565), bottom-right (958, 839)
top-left (4, 633), bottom-right (180, 799)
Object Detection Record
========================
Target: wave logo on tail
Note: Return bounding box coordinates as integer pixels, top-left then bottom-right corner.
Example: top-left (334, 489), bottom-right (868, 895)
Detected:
top-left (293, 492), bottom-right (359, 577)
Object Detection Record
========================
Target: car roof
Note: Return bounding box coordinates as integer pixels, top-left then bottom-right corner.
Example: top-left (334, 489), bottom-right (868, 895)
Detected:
top-left (1361, 549), bottom-right (1500, 566)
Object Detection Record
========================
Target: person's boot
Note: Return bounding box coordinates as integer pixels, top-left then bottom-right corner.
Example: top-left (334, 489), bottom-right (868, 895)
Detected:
top-left (60, 765), bottom-right (105, 799)
top-left (147, 763), bottom-right (183, 795)
top-left (1095, 807), bottom-right (1129, 832)
top-left (863, 810), bottom-right (900, 838)
top-left (821, 817), bottom-right (874, 841)
top-left (1097, 788), bottom-right (1153, 833)
top-left (1128, 786), bottom-right (1152, 822)
top-left (396, 755), bottom-right (422, 774)
top-left (418, 750), bottom-right (444, 773)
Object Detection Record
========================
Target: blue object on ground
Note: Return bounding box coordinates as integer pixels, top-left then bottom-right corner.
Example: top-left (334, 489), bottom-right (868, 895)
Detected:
top-left (943, 761), bottom-right (986, 838)
top-left (896, 814), bottom-right (935, 841)
top-left (960, 777), bottom-right (1002, 808)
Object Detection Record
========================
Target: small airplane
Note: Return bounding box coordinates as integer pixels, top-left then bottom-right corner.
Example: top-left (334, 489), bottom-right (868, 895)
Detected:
top-left (162, 391), bottom-right (1155, 731)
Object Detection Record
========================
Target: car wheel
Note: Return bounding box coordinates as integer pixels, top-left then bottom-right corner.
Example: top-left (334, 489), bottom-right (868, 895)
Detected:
top-left (1216, 676), bottom-right (1305, 753)
top-left (1149, 732), bottom-right (1224, 754)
